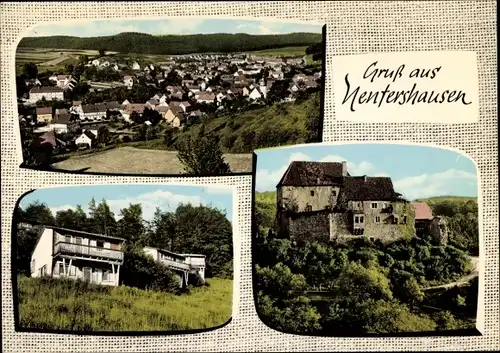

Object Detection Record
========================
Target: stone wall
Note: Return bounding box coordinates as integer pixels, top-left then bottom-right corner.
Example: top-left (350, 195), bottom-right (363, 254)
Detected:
top-left (287, 211), bottom-right (330, 242)
top-left (278, 186), bottom-right (340, 212)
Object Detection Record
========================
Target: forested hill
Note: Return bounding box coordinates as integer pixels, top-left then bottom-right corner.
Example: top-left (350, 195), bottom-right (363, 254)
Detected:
top-left (18, 32), bottom-right (323, 55)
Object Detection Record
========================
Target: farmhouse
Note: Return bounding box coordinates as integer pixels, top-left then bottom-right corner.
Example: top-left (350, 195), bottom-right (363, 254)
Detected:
top-left (30, 226), bottom-right (125, 286)
top-left (143, 247), bottom-right (206, 287)
top-left (276, 161), bottom-right (415, 244)
top-left (29, 86), bottom-right (64, 102)
top-left (82, 104), bottom-right (107, 121)
top-left (410, 202), bottom-right (448, 244)
top-left (35, 107), bottom-right (52, 123)
top-left (75, 130), bottom-right (97, 148)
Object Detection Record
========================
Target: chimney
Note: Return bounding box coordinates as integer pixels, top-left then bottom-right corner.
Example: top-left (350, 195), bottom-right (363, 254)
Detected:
top-left (341, 161), bottom-right (348, 176)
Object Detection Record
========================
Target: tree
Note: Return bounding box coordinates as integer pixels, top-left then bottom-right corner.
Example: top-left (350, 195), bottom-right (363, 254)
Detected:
top-left (55, 206), bottom-right (88, 230)
top-left (98, 48), bottom-right (106, 57)
top-left (120, 246), bottom-right (180, 292)
top-left (164, 126), bottom-right (175, 146)
top-left (165, 70), bottom-right (181, 85)
top-left (16, 225), bottom-right (42, 275)
top-left (97, 126), bottom-right (111, 146)
top-left (256, 263), bottom-right (321, 333)
top-left (145, 125), bottom-right (157, 141)
top-left (177, 126), bottom-right (231, 176)
top-left (305, 92), bottom-right (321, 143)
top-left (266, 80), bottom-right (290, 104)
top-left (78, 54), bottom-right (89, 65)
top-left (117, 204), bottom-right (145, 245)
top-left (19, 201), bottom-right (55, 225)
top-left (87, 198), bottom-right (117, 236)
top-left (23, 62), bottom-right (38, 79)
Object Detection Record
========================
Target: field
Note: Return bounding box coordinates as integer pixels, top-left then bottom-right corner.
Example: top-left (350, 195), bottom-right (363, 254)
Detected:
top-left (51, 146), bottom-right (253, 174)
top-left (18, 276), bottom-right (233, 332)
top-left (245, 46), bottom-right (308, 57)
top-left (15, 48), bottom-right (117, 73)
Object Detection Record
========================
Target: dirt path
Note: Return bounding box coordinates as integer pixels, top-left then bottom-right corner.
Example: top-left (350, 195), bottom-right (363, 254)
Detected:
top-left (423, 256), bottom-right (479, 291)
top-left (51, 146), bottom-right (253, 174)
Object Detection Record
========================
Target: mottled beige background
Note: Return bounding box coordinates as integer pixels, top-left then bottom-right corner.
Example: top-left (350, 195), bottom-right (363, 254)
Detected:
top-left (1, 1), bottom-right (498, 352)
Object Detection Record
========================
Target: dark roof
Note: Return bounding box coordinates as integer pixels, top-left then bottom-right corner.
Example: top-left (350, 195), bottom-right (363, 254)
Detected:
top-left (30, 86), bottom-right (64, 93)
top-left (36, 107), bottom-right (52, 115)
top-left (105, 101), bottom-right (122, 110)
top-left (83, 129), bottom-right (97, 140)
top-left (53, 114), bottom-right (71, 124)
top-left (342, 176), bottom-right (398, 201)
top-left (47, 225), bottom-right (125, 242)
top-left (278, 161), bottom-right (348, 187)
top-left (82, 104), bottom-right (106, 114)
top-left (168, 101), bottom-right (184, 114)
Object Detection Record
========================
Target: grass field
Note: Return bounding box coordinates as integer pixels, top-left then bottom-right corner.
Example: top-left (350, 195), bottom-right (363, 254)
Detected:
top-left (245, 46), bottom-right (308, 57)
top-left (15, 48), bottom-right (117, 74)
top-left (51, 146), bottom-right (253, 174)
top-left (18, 276), bottom-right (233, 332)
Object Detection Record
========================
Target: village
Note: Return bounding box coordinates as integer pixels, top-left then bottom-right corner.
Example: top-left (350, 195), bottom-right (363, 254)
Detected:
top-left (17, 50), bottom-right (322, 159)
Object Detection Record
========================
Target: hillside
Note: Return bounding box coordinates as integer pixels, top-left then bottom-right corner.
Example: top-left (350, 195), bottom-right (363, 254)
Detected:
top-left (18, 32), bottom-right (323, 55)
top-left (18, 276), bottom-right (232, 332)
top-left (173, 92), bottom-right (321, 154)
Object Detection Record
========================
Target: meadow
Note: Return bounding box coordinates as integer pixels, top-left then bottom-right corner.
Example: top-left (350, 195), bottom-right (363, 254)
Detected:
top-left (245, 46), bottom-right (309, 57)
top-left (18, 275), bottom-right (233, 332)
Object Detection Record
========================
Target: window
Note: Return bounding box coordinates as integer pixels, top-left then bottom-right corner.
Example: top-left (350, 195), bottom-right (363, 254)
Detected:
top-left (96, 241), bottom-right (104, 248)
top-left (103, 270), bottom-right (110, 281)
top-left (332, 190), bottom-right (337, 197)
top-left (310, 190), bottom-right (315, 196)
top-left (31, 259), bottom-right (35, 273)
top-left (69, 265), bottom-right (76, 276)
top-left (371, 202), bottom-right (378, 209)
top-left (40, 265), bottom-right (47, 277)
top-left (64, 236), bottom-right (71, 243)
top-left (375, 216), bottom-right (381, 223)
top-left (75, 237), bottom-right (83, 245)
top-left (305, 205), bottom-right (312, 212)
top-left (354, 216), bottom-right (364, 224)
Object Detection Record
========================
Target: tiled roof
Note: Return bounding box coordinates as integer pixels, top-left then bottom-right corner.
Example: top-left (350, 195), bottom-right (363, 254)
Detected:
top-left (36, 107), bottom-right (52, 115)
top-left (30, 86), bottom-right (64, 93)
top-left (278, 161), bottom-right (348, 187)
top-left (410, 202), bottom-right (434, 220)
top-left (342, 176), bottom-right (398, 201)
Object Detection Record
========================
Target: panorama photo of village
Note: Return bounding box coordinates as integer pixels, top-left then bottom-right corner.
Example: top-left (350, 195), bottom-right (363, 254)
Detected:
top-left (253, 144), bottom-right (480, 335)
top-left (16, 18), bottom-right (324, 175)
top-left (14, 184), bottom-right (234, 332)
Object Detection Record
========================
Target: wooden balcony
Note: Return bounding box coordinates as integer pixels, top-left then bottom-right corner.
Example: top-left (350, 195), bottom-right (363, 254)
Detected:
top-left (54, 242), bottom-right (124, 262)
top-left (159, 257), bottom-right (191, 271)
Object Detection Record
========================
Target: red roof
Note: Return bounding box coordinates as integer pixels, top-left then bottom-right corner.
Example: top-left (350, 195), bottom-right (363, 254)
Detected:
top-left (410, 202), bottom-right (434, 220)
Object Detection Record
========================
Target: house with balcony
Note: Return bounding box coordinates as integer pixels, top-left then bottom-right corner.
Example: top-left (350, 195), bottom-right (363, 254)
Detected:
top-left (30, 226), bottom-right (125, 286)
top-left (143, 246), bottom-right (206, 287)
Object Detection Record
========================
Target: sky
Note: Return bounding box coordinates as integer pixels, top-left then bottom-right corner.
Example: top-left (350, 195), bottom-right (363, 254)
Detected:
top-left (24, 18), bottom-right (323, 37)
top-left (255, 143), bottom-right (478, 200)
top-left (19, 184), bottom-right (234, 223)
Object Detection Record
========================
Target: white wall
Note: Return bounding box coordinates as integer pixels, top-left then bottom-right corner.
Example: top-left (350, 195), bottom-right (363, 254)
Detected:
top-left (31, 228), bottom-right (54, 277)
top-left (143, 246), bottom-right (159, 261)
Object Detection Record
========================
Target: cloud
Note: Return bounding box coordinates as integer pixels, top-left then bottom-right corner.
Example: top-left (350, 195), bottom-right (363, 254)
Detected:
top-left (393, 169), bottom-right (477, 200)
top-left (24, 19), bottom-right (204, 37)
top-left (48, 189), bottom-right (204, 222)
top-left (256, 152), bottom-right (390, 191)
top-left (105, 189), bottom-right (202, 221)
